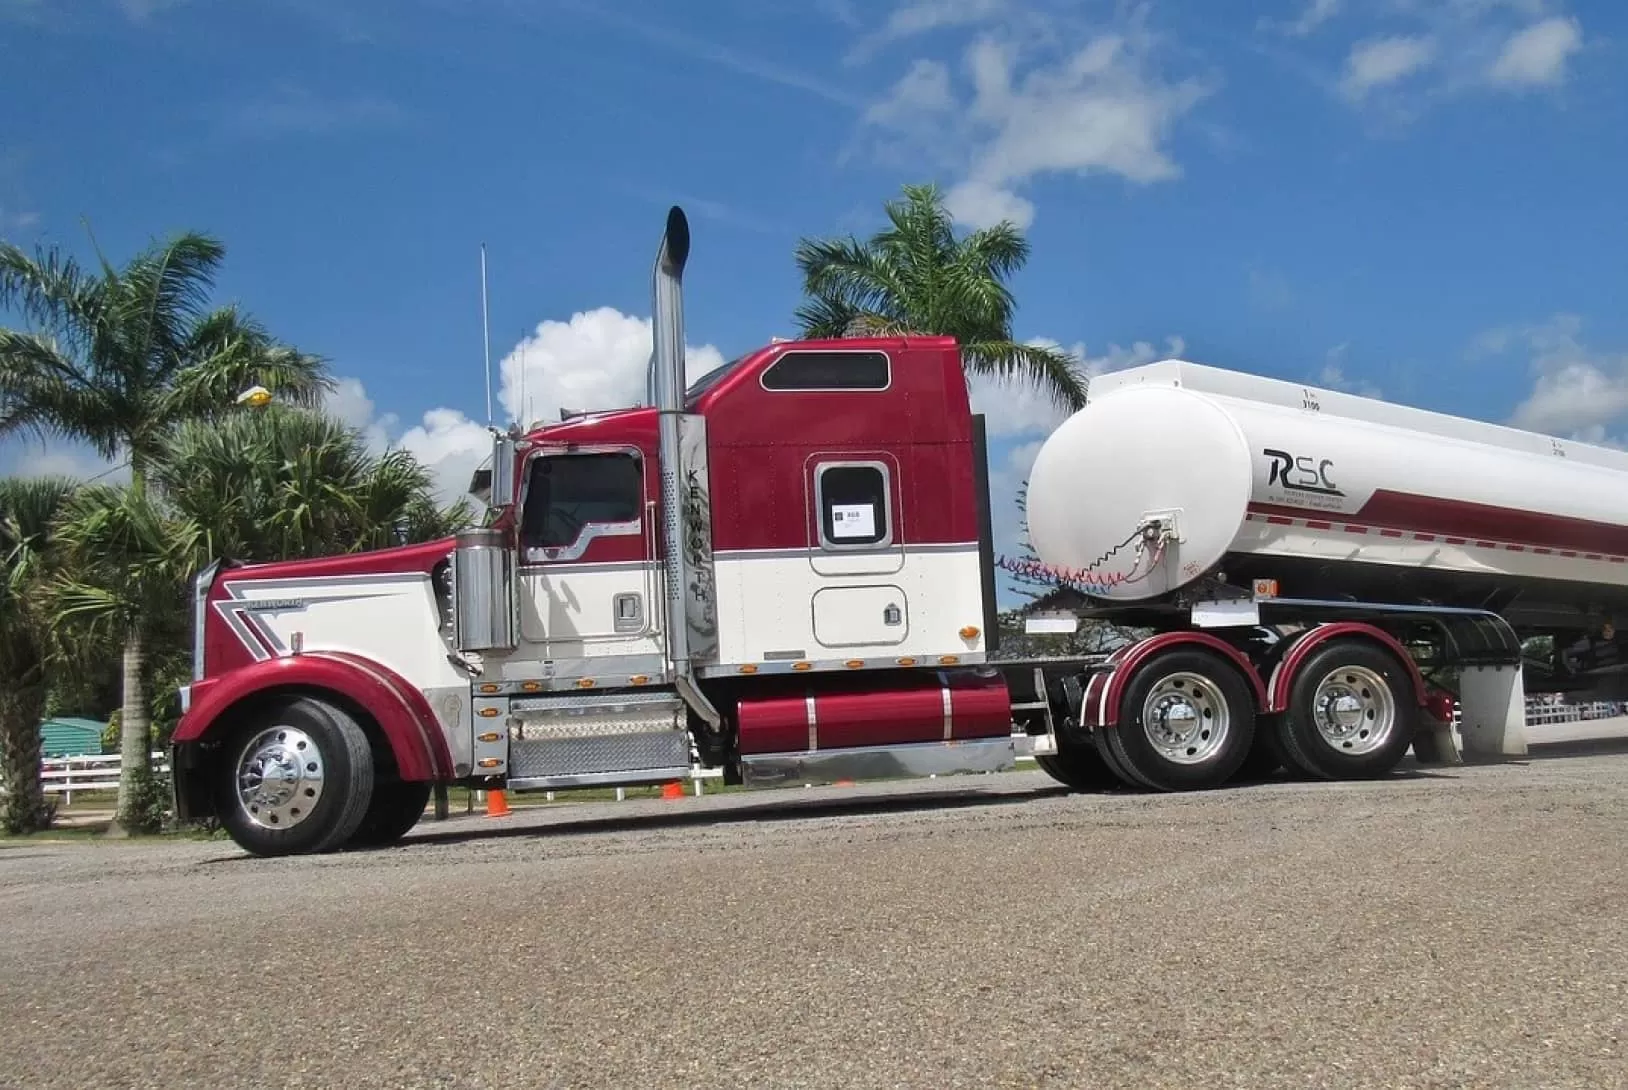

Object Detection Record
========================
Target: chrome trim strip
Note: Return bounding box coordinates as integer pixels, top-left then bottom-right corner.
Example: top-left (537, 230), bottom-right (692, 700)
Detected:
top-left (739, 736), bottom-right (1017, 789)
top-left (711, 542), bottom-right (980, 561)
top-left (941, 685), bottom-right (953, 741)
top-left (806, 694), bottom-right (818, 752)
top-left (696, 652), bottom-right (987, 679)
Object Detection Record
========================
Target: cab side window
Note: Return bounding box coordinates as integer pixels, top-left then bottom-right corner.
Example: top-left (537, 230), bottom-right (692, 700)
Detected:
top-left (520, 451), bottom-right (643, 560)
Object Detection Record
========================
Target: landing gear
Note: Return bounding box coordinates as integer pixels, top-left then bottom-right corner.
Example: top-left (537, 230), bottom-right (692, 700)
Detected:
top-left (215, 696), bottom-right (375, 858)
top-left (1099, 649), bottom-right (1256, 791)
top-left (1272, 639), bottom-right (1416, 780)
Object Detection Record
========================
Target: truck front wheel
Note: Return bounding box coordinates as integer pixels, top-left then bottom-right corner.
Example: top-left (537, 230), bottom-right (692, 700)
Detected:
top-left (214, 696), bottom-right (375, 858)
top-left (348, 780), bottom-right (433, 848)
top-left (1104, 649), bottom-right (1256, 791)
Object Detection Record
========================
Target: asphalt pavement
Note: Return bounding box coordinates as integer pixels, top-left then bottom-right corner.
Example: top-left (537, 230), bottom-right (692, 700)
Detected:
top-left (2, 753), bottom-right (1626, 1089)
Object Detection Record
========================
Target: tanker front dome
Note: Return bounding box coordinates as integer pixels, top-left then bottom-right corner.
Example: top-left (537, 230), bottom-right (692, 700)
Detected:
top-left (1023, 384), bottom-right (1255, 603)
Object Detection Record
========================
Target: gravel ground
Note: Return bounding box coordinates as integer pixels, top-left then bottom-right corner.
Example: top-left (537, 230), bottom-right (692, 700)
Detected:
top-left (3, 753), bottom-right (1627, 1090)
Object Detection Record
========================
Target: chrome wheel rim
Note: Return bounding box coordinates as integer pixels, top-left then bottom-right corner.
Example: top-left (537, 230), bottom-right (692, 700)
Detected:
top-left (1311, 666), bottom-right (1395, 755)
top-left (235, 726), bottom-right (325, 830)
top-left (1141, 672), bottom-right (1229, 765)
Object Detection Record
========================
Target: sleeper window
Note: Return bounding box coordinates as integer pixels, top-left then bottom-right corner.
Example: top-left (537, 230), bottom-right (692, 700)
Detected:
top-left (817, 463), bottom-right (890, 549)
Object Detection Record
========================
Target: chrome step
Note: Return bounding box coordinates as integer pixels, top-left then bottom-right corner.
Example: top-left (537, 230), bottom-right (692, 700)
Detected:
top-left (508, 730), bottom-right (691, 786)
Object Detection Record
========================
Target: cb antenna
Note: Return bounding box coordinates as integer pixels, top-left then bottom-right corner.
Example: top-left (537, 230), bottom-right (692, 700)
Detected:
top-left (479, 243), bottom-right (494, 428)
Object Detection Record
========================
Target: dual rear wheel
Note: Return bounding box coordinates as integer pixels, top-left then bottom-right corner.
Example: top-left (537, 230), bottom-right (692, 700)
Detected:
top-left (1033, 639), bottom-right (1417, 793)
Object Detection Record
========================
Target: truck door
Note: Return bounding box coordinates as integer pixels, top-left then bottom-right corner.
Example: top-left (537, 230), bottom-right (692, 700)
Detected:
top-left (514, 445), bottom-right (664, 677)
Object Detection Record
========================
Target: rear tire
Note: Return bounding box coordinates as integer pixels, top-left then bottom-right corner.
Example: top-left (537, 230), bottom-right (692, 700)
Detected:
top-left (1104, 649), bottom-right (1257, 791)
top-left (348, 780), bottom-right (433, 848)
top-left (215, 696), bottom-right (375, 858)
top-left (1278, 639), bottom-right (1417, 780)
top-left (1034, 742), bottom-right (1120, 792)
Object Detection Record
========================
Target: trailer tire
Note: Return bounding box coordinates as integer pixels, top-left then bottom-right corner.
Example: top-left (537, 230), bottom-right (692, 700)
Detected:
top-left (348, 779), bottom-right (433, 848)
top-left (1280, 639), bottom-right (1417, 780)
top-left (214, 695), bottom-right (376, 858)
top-left (1105, 649), bottom-right (1256, 791)
top-left (1034, 742), bottom-right (1120, 792)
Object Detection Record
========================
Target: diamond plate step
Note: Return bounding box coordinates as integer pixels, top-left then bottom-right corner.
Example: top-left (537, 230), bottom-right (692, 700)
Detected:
top-left (509, 730), bottom-right (691, 785)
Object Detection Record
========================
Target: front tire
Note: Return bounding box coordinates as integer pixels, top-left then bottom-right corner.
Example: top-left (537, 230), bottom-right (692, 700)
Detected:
top-left (348, 780), bottom-right (433, 848)
top-left (1278, 639), bottom-right (1417, 780)
top-left (215, 696), bottom-right (375, 858)
top-left (1103, 649), bottom-right (1257, 791)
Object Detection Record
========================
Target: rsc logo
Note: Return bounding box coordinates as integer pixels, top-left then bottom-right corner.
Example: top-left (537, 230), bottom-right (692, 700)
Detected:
top-left (1263, 448), bottom-right (1342, 497)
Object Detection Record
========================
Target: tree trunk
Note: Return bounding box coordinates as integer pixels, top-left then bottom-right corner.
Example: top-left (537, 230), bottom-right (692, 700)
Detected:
top-left (0, 671), bottom-right (52, 835)
top-left (110, 627), bottom-right (152, 835)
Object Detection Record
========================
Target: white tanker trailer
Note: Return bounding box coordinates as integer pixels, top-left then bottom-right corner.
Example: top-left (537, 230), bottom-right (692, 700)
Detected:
top-left (1020, 359), bottom-right (1628, 707)
top-left (1028, 361), bottom-right (1628, 622)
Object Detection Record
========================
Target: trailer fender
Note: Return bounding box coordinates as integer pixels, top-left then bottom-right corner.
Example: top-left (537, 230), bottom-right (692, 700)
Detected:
top-left (1265, 623), bottom-right (1429, 713)
top-left (1090, 632), bottom-right (1267, 729)
top-left (174, 651), bottom-right (454, 782)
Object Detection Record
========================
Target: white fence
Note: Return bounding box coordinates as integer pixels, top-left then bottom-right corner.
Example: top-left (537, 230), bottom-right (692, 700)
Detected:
top-left (29, 752), bottom-right (171, 806)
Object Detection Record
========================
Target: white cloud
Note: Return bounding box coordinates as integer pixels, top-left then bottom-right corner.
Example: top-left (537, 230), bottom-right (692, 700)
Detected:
top-left (0, 437), bottom-right (128, 484)
top-left (860, 10), bottom-right (1212, 227)
top-left (848, 0), bottom-right (1009, 62)
top-left (1260, 0), bottom-right (1342, 37)
top-left (1488, 16), bottom-right (1582, 86)
top-left (1277, 2), bottom-right (1586, 117)
top-left (1339, 35), bottom-right (1436, 100)
top-left (328, 306), bottom-right (729, 508)
top-left (943, 179), bottom-right (1035, 230)
top-left (1483, 315), bottom-right (1628, 442)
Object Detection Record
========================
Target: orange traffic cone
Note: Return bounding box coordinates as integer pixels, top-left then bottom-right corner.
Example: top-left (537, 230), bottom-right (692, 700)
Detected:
top-left (660, 781), bottom-right (684, 800)
top-left (485, 788), bottom-right (512, 818)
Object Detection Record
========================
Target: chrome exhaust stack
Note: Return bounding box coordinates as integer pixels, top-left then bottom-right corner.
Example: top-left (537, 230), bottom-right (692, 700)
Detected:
top-left (649, 206), bottom-right (721, 727)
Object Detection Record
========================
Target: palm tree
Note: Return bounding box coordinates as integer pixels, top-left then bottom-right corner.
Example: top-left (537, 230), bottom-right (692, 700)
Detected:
top-left (151, 405), bottom-right (473, 562)
top-left (50, 483), bottom-right (201, 833)
top-left (0, 476), bottom-right (78, 834)
top-left (793, 183), bottom-right (1089, 412)
top-left (0, 229), bottom-right (332, 831)
top-left (0, 231), bottom-right (332, 485)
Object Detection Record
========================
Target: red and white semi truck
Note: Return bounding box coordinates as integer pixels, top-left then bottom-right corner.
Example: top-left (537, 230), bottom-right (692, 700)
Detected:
top-left (171, 206), bottom-right (1628, 856)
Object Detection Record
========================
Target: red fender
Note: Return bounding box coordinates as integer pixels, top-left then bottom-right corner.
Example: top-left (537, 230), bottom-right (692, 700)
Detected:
top-left (1265, 622), bottom-right (1428, 712)
top-left (175, 651), bottom-right (453, 782)
top-left (1093, 632), bottom-right (1268, 728)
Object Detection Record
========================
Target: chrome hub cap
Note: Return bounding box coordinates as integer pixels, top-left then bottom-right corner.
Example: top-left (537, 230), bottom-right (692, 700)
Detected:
top-left (1311, 666), bottom-right (1395, 755)
top-left (1142, 672), bottom-right (1229, 765)
top-left (235, 726), bottom-right (324, 830)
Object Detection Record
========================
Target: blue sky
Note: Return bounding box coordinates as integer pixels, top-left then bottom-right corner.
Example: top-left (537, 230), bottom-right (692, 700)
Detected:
top-left (2, 0), bottom-right (1626, 598)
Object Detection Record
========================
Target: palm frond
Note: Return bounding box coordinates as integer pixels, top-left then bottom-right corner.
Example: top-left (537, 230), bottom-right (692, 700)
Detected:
top-left (108, 232), bottom-right (227, 381)
top-left (961, 339), bottom-right (1090, 412)
top-left (0, 240), bottom-right (106, 357)
top-left (0, 329), bottom-right (123, 457)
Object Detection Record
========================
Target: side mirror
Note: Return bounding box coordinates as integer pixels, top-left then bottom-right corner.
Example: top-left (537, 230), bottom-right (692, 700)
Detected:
top-left (489, 432), bottom-right (517, 508)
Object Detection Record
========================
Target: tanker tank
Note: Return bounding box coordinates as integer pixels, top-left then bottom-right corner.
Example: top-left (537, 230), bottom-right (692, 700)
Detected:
top-left (1022, 359), bottom-right (1628, 616)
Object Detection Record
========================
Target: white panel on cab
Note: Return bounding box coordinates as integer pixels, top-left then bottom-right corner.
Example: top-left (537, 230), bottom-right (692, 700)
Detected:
top-left (812, 584), bottom-right (909, 649)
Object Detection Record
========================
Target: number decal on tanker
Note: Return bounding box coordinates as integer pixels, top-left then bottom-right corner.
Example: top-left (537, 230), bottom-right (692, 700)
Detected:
top-left (1300, 388), bottom-right (1322, 412)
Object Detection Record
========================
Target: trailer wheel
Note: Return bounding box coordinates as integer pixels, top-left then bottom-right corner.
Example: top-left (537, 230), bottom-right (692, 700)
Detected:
top-left (214, 696), bottom-right (375, 858)
top-left (347, 780), bottom-right (433, 848)
top-left (1105, 649), bottom-right (1256, 791)
top-left (1280, 640), bottom-right (1416, 780)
